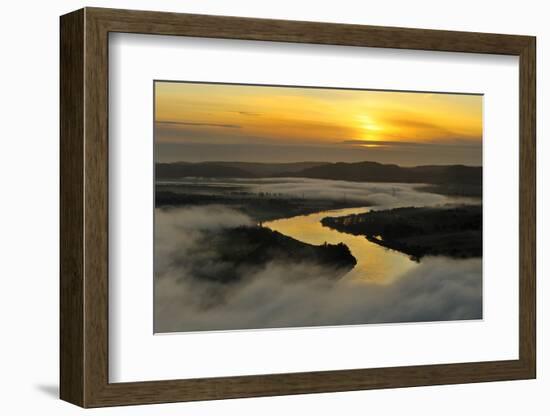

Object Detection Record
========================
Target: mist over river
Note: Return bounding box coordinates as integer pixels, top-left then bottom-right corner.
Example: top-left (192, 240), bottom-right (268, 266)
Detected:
top-left (154, 178), bottom-right (482, 332)
top-left (262, 180), bottom-right (479, 285)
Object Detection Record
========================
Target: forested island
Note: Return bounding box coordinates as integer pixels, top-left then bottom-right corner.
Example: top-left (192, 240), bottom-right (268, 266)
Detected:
top-left (186, 225), bottom-right (357, 285)
top-left (321, 205), bottom-right (482, 260)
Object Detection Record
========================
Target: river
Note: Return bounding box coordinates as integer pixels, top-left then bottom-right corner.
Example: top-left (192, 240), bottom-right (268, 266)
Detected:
top-left (264, 206), bottom-right (419, 284)
top-left (159, 177), bottom-right (477, 285)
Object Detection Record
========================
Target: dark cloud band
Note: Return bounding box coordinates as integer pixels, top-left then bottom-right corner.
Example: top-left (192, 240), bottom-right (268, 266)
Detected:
top-left (157, 120), bottom-right (242, 129)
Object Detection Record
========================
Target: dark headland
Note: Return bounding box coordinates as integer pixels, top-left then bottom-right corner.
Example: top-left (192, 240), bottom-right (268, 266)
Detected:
top-left (182, 225), bottom-right (356, 285)
top-left (321, 205), bottom-right (482, 260)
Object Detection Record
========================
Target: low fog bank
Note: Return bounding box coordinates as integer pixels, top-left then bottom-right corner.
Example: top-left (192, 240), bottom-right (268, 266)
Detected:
top-left (154, 206), bottom-right (482, 333)
top-left (225, 177), bottom-right (477, 207)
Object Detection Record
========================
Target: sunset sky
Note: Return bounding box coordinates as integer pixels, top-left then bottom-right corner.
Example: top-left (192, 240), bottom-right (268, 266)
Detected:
top-left (155, 81), bottom-right (482, 166)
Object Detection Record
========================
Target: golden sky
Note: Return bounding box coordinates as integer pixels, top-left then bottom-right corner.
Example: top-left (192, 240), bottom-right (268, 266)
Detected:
top-left (155, 81), bottom-right (482, 165)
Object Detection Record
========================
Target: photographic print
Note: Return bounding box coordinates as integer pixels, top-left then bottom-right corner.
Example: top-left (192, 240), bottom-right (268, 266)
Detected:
top-left (154, 81), bottom-right (483, 333)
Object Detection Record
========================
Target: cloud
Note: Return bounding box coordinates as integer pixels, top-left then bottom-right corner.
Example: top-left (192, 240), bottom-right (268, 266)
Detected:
top-left (155, 140), bottom-right (483, 166)
top-left (154, 205), bottom-right (252, 276)
top-left (235, 111), bottom-right (262, 116)
top-left (157, 120), bottom-right (242, 129)
top-left (154, 204), bottom-right (482, 333)
top-left (342, 140), bottom-right (428, 147)
top-left (342, 138), bottom-right (482, 148)
top-left (341, 139), bottom-right (481, 149)
top-left (231, 177), bottom-right (477, 206)
top-left (156, 248), bottom-right (482, 332)
top-left (382, 116), bottom-right (450, 132)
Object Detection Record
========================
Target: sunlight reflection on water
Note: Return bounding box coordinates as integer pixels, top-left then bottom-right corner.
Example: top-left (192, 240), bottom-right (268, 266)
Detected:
top-left (264, 206), bottom-right (419, 285)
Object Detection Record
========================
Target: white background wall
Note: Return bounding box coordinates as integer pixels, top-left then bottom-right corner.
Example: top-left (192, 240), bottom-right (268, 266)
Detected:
top-left (0, 0), bottom-right (546, 414)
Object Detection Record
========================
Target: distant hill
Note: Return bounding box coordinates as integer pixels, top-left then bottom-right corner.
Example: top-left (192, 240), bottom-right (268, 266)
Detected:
top-left (156, 162), bottom-right (256, 179)
top-left (204, 161), bottom-right (327, 176)
top-left (156, 161), bottom-right (481, 185)
top-left (296, 162), bottom-right (482, 185)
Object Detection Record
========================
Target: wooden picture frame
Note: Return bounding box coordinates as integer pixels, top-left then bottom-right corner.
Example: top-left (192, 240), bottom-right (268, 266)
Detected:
top-left (60, 7), bottom-right (536, 408)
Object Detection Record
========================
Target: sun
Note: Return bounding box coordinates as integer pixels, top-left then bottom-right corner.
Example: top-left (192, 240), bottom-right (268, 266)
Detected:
top-left (356, 115), bottom-right (385, 141)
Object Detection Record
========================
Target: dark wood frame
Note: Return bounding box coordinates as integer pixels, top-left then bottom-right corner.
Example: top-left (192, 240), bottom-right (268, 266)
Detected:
top-left (60, 7), bottom-right (536, 408)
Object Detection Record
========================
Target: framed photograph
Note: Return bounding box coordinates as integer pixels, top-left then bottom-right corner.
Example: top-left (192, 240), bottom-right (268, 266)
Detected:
top-left (60, 7), bottom-right (536, 407)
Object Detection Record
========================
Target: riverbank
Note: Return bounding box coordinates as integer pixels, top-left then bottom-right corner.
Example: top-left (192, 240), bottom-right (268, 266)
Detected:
top-left (321, 205), bottom-right (482, 260)
top-left (156, 185), bottom-right (368, 222)
top-left (264, 206), bottom-right (419, 283)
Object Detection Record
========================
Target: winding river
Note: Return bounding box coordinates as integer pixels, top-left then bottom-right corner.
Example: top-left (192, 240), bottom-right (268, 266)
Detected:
top-left (162, 178), bottom-right (478, 286)
top-left (264, 206), bottom-right (419, 284)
